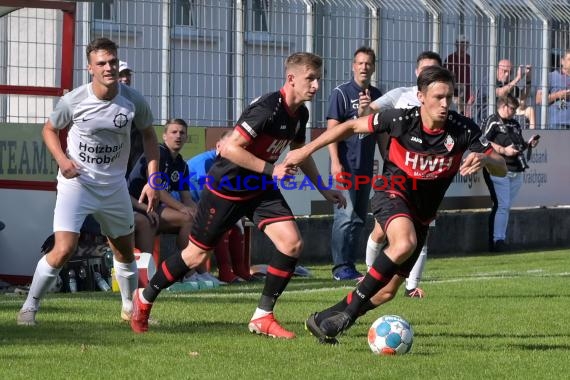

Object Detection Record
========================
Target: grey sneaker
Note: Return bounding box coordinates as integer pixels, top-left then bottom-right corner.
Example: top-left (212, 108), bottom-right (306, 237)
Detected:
top-left (305, 313), bottom-right (339, 345)
top-left (17, 308), bottom-right (37, 326)
top-left (319, 311), bottom-right (354, 338)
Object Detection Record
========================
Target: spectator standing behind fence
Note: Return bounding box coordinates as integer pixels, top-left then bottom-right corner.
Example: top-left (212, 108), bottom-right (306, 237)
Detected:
top-left (17, 38), bottom-right (160, 326)
top-left (536, 49), bottom-right (570, 129)
top-left (476, 59), bottom-right (530, 124)
top-left (444, 35), bottom-right (473, 115)
top-left (360, 51), bottom-right (442, 299)
top-left (186, 131), bottom-right (254, 283)
top-left (118, 60), bottom-right (133, 86)
top-left (326, 46), bottom-right (382, 281)
top-left (119, 60), bottom-right (144, 178)
top-left (129, 52), bottom-right (346, 338)
top-left (514, 96), bottom-right (536, 130)
top-left (482, 95), bottom-right (540, 252)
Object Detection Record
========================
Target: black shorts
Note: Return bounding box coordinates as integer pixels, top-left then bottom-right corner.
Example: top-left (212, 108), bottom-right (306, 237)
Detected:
top-left (370, 192), bottom-right (429, 276)
top-left (189, 187), bottom-right (294, 250)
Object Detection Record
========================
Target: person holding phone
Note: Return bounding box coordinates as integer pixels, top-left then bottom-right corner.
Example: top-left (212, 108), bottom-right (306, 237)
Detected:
top-left (482, 94), bottom-right (540, 252)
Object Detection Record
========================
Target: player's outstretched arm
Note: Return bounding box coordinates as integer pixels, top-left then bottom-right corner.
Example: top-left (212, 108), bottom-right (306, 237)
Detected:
top-left (291, 142), bottom-right (346, 209)
top-left (284, 116), bottom-right (369, 167)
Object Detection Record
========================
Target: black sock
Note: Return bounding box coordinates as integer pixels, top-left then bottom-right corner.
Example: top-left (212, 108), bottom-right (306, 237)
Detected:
top-left (143, 253), bottom-right (190, 302)
top-left (315, 295), bottom-right (376, 325)
top-left (257, 252), bottom-right (297, 312)
top-left (344, 250), bottom-right (397, 319)
top-left (357, 300), bottom-right (376, 317)
top-left (315, 296), bottom-right (349, 324)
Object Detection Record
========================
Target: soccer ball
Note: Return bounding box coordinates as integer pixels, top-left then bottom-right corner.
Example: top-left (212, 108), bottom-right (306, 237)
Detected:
top-left (368, 315), bottom-right (413, 355)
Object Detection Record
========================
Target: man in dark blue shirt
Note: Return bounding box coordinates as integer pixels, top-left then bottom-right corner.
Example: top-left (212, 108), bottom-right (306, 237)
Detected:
top-left (128, 118), bottom-right (196, 261)
top-left (327, 46), bottom-right (382, 280)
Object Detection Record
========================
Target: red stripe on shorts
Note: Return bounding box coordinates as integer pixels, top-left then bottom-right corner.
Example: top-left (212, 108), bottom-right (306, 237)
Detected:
top-left (258, 216), bottom-right (295, 230)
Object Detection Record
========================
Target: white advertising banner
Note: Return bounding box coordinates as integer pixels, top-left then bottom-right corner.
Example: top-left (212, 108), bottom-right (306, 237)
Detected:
top-left (282, 130), bottom-right (570, 215)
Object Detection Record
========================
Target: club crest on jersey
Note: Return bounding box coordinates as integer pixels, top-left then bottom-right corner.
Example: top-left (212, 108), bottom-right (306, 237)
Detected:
top-left (114, 113), bottom-right (129, 128)
top-left (444, 135), bottom-right (455, 151)
top-left (171, 170), bottom-right (180, 183)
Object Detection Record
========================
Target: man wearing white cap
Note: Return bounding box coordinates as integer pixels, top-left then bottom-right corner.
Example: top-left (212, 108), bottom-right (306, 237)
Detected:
top-left (119, 60), bottom-right (133, 86)
top-left (444, 35), bottom-right (472, 115)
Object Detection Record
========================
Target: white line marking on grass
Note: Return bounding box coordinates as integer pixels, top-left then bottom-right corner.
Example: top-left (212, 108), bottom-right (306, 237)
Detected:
top-left (166, 270), bottom-right (570, 299)
top-left (427, 270), bottom-right (570, 284)
top-left (168, 285), bottom-right (354, 299)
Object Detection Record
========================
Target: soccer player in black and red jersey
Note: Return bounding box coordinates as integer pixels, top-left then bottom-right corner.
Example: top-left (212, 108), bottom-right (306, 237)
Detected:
top-left (130, 52), bottom-right (346, 338)
top-left (285, 65), bottom-right (507, 344)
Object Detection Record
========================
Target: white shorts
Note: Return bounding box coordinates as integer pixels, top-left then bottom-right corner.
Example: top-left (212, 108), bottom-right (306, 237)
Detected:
top-left (53, 178), bottom-right (134, 238)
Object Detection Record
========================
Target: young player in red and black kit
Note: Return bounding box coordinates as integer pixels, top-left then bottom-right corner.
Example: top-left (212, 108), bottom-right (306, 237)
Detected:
top-left (130, 52), bottom-right (346, 338)
top-left (285, 65), bottom-right (507, 344)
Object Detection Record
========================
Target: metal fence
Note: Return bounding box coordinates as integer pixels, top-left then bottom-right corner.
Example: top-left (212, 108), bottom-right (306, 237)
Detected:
top-left (1, 0), bottom-right (570, 129)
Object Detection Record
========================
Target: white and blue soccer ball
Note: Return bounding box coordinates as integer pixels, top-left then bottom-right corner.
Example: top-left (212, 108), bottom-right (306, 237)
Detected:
top-left (368, 315), bottom-right (413, 355)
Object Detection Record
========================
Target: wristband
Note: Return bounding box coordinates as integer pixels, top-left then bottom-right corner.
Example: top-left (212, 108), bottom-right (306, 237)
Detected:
top-left (262, 162), bottom-right (274, 177)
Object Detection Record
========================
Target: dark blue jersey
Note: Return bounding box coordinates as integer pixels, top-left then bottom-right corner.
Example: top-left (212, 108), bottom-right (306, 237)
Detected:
top-left (128, 143), bottom-right (190, 197)
top-left (327, 79), bottom-right (382, 175)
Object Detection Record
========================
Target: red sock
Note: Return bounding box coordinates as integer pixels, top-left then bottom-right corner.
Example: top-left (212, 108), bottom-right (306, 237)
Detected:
top-left (228, 226), bottom-right (251, 280)
top-left (214, 231), bottom-right (237, 282)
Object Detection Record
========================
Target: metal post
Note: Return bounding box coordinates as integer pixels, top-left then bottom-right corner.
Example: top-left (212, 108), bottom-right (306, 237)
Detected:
top-left (81, 2), bottom-right (90, 85)
top-left (474, 0), bottom-right (497, 120)
top-left (527, 0), bottom-right (549, 130)
top-left (303, 0), bottom-right (314, 128)
top-left (364, 1), bottom-right (380, 86)
top-left (235, 0), bottom-right (245, 121)
top-left (422, 0), bottom-right (441, 53)
top-left (161, 0), bottom-right (170, 124)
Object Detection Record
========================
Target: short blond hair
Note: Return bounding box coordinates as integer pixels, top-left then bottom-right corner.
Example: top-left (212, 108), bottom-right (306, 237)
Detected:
top-left (284, 52), bottom-right (322, 72)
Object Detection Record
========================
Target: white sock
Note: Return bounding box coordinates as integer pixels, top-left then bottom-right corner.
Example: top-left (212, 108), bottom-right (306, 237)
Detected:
top-left (251, 307), bottom-right (272, 320)
top-left (365, 235), bottom-right (384, 269)
top-left (113, 258), bottom-right (138, 313)
top-left (22, 255), bottom-right (61, 311)
top-left (406, 243), bottom-right (428, 290)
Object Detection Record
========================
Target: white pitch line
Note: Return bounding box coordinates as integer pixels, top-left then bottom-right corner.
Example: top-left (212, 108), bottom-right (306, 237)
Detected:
top-left (166, 270), bottom-right (570, 299)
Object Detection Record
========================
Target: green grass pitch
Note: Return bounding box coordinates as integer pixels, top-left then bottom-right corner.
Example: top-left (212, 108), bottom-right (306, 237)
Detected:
top-left (1, 249), bottom-right (569, 379)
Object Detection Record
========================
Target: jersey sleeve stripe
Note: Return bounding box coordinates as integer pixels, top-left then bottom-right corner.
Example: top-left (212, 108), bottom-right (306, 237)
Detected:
top-left (235, 124), bottom-right (253, 142)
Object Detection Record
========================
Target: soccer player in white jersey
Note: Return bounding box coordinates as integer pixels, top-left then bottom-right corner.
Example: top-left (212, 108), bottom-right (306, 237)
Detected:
top-left (359, 51), bottom-right (442, 300)
top-left (17, 38), bottom-right (160, 326)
